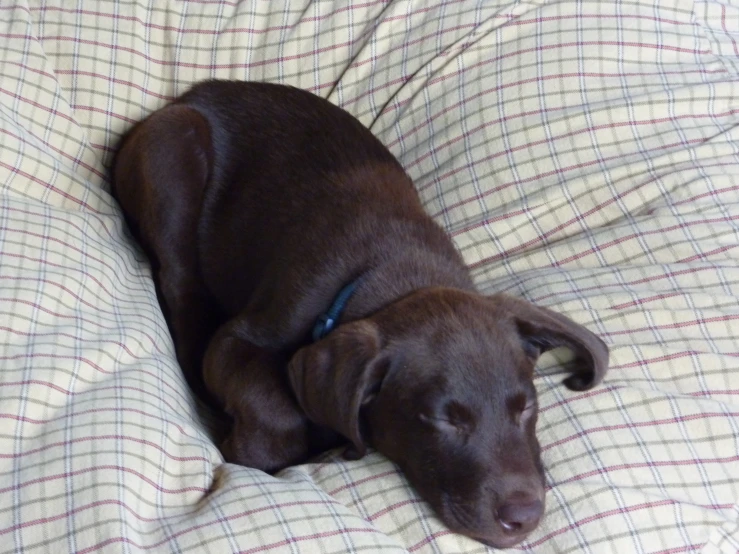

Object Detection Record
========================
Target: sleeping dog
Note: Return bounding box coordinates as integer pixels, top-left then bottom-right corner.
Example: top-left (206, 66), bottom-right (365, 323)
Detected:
top-left (111, 80), bottom-right (608, 548)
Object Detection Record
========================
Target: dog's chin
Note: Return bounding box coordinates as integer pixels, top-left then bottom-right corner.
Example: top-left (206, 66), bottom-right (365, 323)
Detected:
top-left (474, 531), bottom-right (531, 549)
top-left (449, 521), bottom-right (533, 549)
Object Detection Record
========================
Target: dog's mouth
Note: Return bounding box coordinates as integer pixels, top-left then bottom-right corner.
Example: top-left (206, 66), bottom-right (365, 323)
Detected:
top-left (437, 490), bottom-right (542, 548)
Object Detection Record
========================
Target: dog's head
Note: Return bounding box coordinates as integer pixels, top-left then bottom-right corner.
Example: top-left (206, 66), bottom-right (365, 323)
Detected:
top-left (288, 289), bottom-right (608, 548)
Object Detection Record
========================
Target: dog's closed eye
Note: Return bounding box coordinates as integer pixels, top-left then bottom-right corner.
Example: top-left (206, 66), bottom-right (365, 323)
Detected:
top-left (508, 394), bottom-right (537, 426)
top-left (419, 401), bottom-right (474, 433)
top-left (517, 400), bottom-right (536, 426)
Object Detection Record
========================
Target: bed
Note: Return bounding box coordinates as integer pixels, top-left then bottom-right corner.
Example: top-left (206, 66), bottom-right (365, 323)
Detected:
top-left (0, 1), bottom-right (737, 552)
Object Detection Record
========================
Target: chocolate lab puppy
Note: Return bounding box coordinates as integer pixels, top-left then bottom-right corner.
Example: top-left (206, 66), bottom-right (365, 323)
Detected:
top-left (111, 80), bottom-right (608, 548)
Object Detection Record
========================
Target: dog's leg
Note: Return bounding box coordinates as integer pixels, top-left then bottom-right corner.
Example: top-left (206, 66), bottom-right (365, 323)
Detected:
top-left (203, 317), bottom-right (341, 472)
top-left (113, 104), bottom-right (222, 403)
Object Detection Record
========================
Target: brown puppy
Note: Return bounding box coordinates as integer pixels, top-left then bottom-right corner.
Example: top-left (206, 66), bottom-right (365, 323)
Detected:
top-left (111, 80), bottom-right (608, 548)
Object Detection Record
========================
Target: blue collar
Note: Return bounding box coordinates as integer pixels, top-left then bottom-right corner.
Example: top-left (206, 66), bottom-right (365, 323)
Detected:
top-left (312, 280), bottom-right (360, 342)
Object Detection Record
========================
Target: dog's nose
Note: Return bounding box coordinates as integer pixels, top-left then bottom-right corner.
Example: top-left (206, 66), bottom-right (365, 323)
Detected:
top-left (496, 496), bottom-right (544, 534)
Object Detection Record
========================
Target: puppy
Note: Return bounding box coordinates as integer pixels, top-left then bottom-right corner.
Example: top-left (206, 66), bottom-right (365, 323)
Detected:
top-left (112, 80), bottom-right (608, 548)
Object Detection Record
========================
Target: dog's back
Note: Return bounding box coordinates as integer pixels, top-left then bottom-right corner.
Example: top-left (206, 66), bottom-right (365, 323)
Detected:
top-left (178, 81), bottom-right (470, 323)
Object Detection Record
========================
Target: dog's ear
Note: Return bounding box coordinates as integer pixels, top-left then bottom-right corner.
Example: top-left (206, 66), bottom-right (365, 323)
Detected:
top-left (287, 320), bottom-right (389, 459)
top-left (496, 295), bottom-right (609, 391)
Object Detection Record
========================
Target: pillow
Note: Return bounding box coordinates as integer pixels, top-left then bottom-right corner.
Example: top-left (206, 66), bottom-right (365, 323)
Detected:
top-left (0, 1), bottom-right (737, 552)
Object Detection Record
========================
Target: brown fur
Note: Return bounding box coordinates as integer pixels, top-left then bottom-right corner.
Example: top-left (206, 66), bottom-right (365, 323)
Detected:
top-left (111, 80), bottom-right (609, 548)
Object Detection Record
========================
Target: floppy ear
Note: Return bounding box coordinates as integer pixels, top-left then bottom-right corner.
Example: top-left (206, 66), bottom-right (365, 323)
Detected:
top-left (497, 295), bottom-right (609, 391)
top-left (287, 319), bottom-right (389, 459)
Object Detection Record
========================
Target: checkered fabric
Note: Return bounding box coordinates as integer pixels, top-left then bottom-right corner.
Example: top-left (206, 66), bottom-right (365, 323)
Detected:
top-left (1, 0), bottom-right (738, 552)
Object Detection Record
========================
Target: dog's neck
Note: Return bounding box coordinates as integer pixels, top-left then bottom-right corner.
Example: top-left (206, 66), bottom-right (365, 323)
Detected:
top-left (264, 215), bottom-right (476, 350)
top-left (312, 279), bottom-right (362, 341)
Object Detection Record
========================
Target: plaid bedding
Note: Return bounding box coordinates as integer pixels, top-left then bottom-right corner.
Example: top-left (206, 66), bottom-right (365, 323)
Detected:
top-left (1, 0), bottom-right (738, 552)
